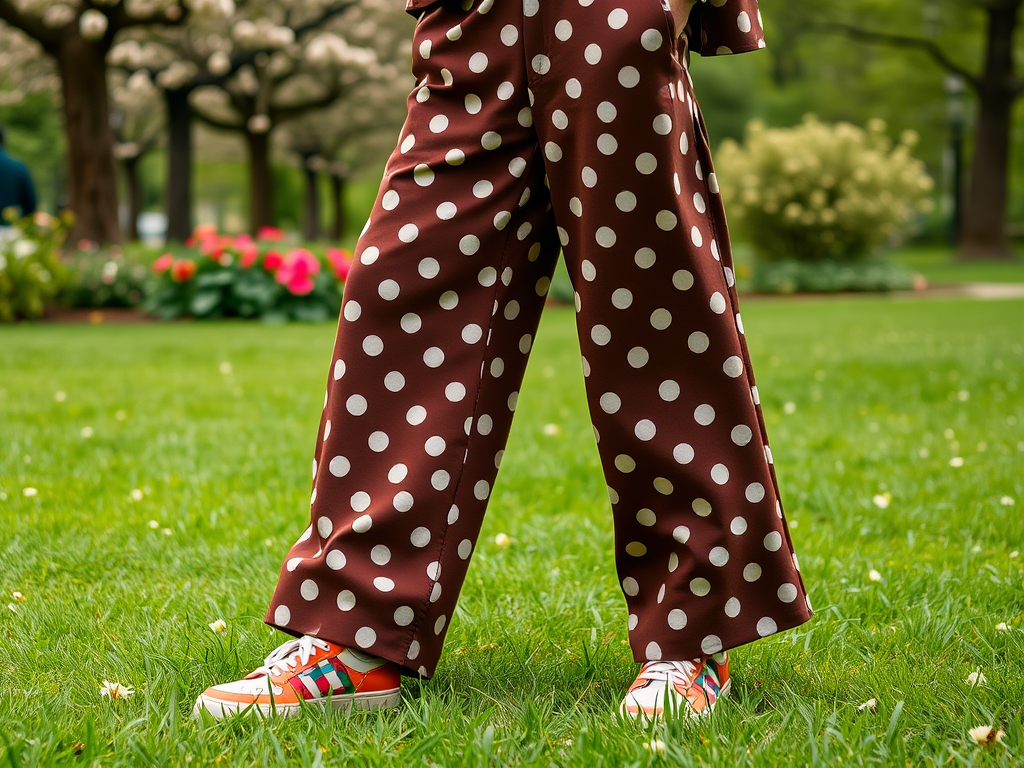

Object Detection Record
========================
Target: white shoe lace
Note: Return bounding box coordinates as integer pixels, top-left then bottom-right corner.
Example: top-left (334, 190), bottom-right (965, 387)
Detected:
top-left (637, 659), bottom-right (700, 683)
top-left (252, 635), bottom-right (331, 678)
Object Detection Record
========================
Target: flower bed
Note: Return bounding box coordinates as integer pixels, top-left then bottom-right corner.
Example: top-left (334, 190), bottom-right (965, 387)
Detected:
top-left (144, 226), bottom-right (352, 322)
top-left (0, 210), bottom-right (71, 322)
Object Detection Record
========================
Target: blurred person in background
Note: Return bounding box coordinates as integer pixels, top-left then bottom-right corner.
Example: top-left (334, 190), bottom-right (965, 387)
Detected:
top-left (0, 125), bottom-right (38, 235)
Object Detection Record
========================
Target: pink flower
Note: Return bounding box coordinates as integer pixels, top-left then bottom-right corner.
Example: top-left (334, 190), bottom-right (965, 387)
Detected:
top-left (257, 226), bottom-right (286, 242)
top-left (239, 244), bottom-right (259, 269)
top-left (152, 253), bottom-right (174, 273)
top-left (263, 251), bottom-right (283, 271)
top-left (275, 249), bottom-right (321, 296)
top-left (327, 248), bottom-right (353, 281)
top-left (286, 275), bottom-right (316, 295)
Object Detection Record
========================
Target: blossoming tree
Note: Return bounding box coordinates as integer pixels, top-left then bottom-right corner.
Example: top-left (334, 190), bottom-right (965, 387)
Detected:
top-left (113, 0), bottom-right (403, 235)
top-left (0, 0), bottom-right (232, 244)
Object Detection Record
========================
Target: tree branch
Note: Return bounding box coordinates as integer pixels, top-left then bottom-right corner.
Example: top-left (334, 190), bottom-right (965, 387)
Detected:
top-left (0, 0), bottom-right (59, 49)
top-left (190, 103), bottom-right (243, 131)
top-left (815, 22), bottom-right (980, 88)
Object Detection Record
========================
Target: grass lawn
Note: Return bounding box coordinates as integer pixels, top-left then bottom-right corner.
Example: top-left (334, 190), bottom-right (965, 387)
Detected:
top-left (1, 297), bottom-right (1023, 766)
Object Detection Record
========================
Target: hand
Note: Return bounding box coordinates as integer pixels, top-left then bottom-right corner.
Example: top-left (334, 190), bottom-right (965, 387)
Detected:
top-left (668, 0), bottom-right (699, 38)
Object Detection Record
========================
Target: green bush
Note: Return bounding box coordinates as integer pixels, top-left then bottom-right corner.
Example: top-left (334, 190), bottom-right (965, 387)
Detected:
top-left (62, 246), bottom-right (149, 309)
top-left (751, 259), bottom-right (918, 294)
top-left (143, 226), bottom-right (350, 322)
top-left (717, 116), bottom-right (935, 264)
top-left (0, 210), bottom-right (70, 322)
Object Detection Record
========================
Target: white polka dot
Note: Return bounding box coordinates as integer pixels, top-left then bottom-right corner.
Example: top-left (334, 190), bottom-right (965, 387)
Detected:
top-left (371, 545), bottom-right (392, 565)
top-left (723, 355), bottom-right (744, 378)
top-left (694, 404), bottom-right (716, 425)
top-left (746, 482), bottom-right (766, 503)
top-left (434, 615), bottom-right (447, 634)
top-left (654, 477), bottom-right (673, 495)
top-left (326, 550), bottom-right (346, 570)
top-left (423, 347), bottom-right (445, 368)
top-left (692, 498), bottom-right (712, 517)
top-left (362, 335), bottom-right (384, 356)
top-left (399, 223), bottom-right (419, 243)
top-left (618, 66), bottom-right (640, 88)
top-left (628, 347), bottom-right (649, 368)
top-left (329, 456), bottom-right (350, 477)
top-left (738, 11), bottom-right (752, 33)
top-left (636, 153), bottom-right (657, 174)
top-left (690, 578), bottom-right (711, 597)
top-left (757, 617), bottom-right (778, 637)
top-left (591, 324), bottom-right (612, 345)
top-left (432, 470), bottom-right (450, 490)
top-left (641, 28), bottom-right (663, 51)
top-left (597, 133), bottom-right (618, 154)
top-left (622, 576), bottom-right (639, 596)
top-left (724, 597), bottom-right (741, 617)
top-left (393, 491), bottom-right (414, 512)
top-left (673, 525), bottom-right (690, 543)
top-left (673, 444), bottom-right (695, 466)
top-left (600, 392), bottom-right (621, 413)
top-left (701, 635), bottom-right (723, 654)
top-left (500, 24), bottom-right (518, 45)
top-left (743, 563), bottom-right (762, 582)
top-left (414, 164), bottom-right (434, 187)
top-left (337, 590), bottom-right (356, 610)
top-left (711, 463), bottom-right (730, 485)
top-left (764, 531), bottom-right (783, 551)
top-left (469, 52), bottom-right (488, 72)
top-left (344, 300), bottom-right (362, 321)
top-left (373, 576), bottom-right (395, 592)
top-left (625, 541), bottom-right (647, 557)
top-left (730, 516), bottom-right (748, 535)
top-left (693, 192), bottom-right (707, 213)
top-left (778, 583), bottom-right (798, 603)
top-left (585, 43), bottom-right (602, 64)
top-left (709, 546), bottom-right (730, 566)
top-left (668, 609), bottom-right (687, 630)
top-left (368, 431), bottom-right (389, 452)
top-left (355, 626), bottom-right (376, 647)
top-left (317, 516), bottom-right (333, 539)
top-left (637, 508), bottom-right (656, 526)
top-left (645, 641), bottom-right (662, 660)
top-left (532, 54), bottom-right (550, 74)
top-left (660, 380), bottom-right (680, 401)
top-left (300, 579), bottom-right (319, 601)
top-left (650, 308), bottom-right (672, 330)
top-left (394, 606), bottom-right (415, 626)
top-left (732, 424), bottom-right (754, 446)
top-left (274, 605), bottom-right (291, 625)
top-left (673, 269), bottom-right (695, 290)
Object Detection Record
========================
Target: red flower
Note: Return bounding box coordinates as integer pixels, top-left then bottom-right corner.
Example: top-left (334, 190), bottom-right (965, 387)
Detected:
top-left (257, 226), bottom-right (286, 242)
top-left (286, 275), bottom-right (316, 295)
top-left (327, 248), bottom-right (353, 281)
top-left (263, 250), bottom-right (283, 271)
top-left (239, 243), bottom-right (259, 268)
top-left (152, 253), bottom-right (175, 273)
top-left (171, 259), bottom-right (197, 282)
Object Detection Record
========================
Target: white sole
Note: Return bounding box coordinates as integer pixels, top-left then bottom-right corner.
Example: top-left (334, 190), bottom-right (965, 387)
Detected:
top-left (193, 688), bottom-right (401, 719)
top-left (619, 677), bottom-right (732, 721)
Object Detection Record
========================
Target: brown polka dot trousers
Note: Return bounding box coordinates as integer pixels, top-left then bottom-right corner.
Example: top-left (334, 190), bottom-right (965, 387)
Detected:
top-left (266, 0), bottom-right (813, 679)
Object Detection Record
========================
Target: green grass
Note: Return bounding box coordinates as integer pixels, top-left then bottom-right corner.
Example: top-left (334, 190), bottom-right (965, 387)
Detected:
top-left (1, 297), bottom-right (1023, 766)
top-left (890, 245), bottom-right (1024, 286)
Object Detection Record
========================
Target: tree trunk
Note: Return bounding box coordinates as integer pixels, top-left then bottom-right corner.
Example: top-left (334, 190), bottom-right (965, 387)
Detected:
top-left (246, 130), bottom-right (274, 233)
top-left (959, 5), bottom-right (1018, 260)
top-left (330, 173), bottom-right (346, 241)
top-left (165, 87), bottom-right (194, 242)
top-left (56, 33), bottom-right (120, 245)
top-left (122, 154), bottom-right (141, 242)
top-left (302, 151), bottom-right (321, 242)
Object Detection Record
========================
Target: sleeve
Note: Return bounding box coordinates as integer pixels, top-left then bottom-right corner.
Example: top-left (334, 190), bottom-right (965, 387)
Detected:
top-left (688, 0), bottom-right (766, 57)
top-left (19, 166), bottom-right (37, 216)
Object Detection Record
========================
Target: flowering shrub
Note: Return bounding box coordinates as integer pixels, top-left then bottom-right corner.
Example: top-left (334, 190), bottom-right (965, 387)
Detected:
top-left (716, 116), bottom-right (935, 264)
top-left (62, 244), bottom-right (148, 309)
top-left (0, 209), bottom-right (71, 322)
top-left (144, 226), bottom-right (352, 321)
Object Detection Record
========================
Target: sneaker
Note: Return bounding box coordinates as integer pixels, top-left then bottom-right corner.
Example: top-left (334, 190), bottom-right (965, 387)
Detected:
top-left (618, 652), bottom-right (730, 721)
top-left (193, 635), bottom-right (401, 718)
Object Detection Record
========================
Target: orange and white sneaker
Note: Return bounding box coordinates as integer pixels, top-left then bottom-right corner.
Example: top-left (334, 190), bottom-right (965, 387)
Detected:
top-left (618, 653), bottom-right (730, 721)
top-left (193, 635), bottom-right (401, 718)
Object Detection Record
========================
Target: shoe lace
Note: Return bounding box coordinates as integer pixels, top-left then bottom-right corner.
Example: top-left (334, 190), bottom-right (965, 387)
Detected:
top-left (637, 659), bottom-right (700, 683)
top-left (253, 635), bottom-right (332, 677)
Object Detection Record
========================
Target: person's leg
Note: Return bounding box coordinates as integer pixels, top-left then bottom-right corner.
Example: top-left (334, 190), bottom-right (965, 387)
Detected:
top-left (517, 0), bottom-right (811, 686)
top-left (264, 0), bottom-right (562, 681)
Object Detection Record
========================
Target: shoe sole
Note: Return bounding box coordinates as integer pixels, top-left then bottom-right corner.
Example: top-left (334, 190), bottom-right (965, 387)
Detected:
top-left (193, 688), bottom-right (402, 719)
top-left (618, 678), bottom-right (732, 722)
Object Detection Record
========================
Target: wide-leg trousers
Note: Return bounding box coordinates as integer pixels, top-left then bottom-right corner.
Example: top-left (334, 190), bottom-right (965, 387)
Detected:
top-left (266, 0), bottom-right (812, 679)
